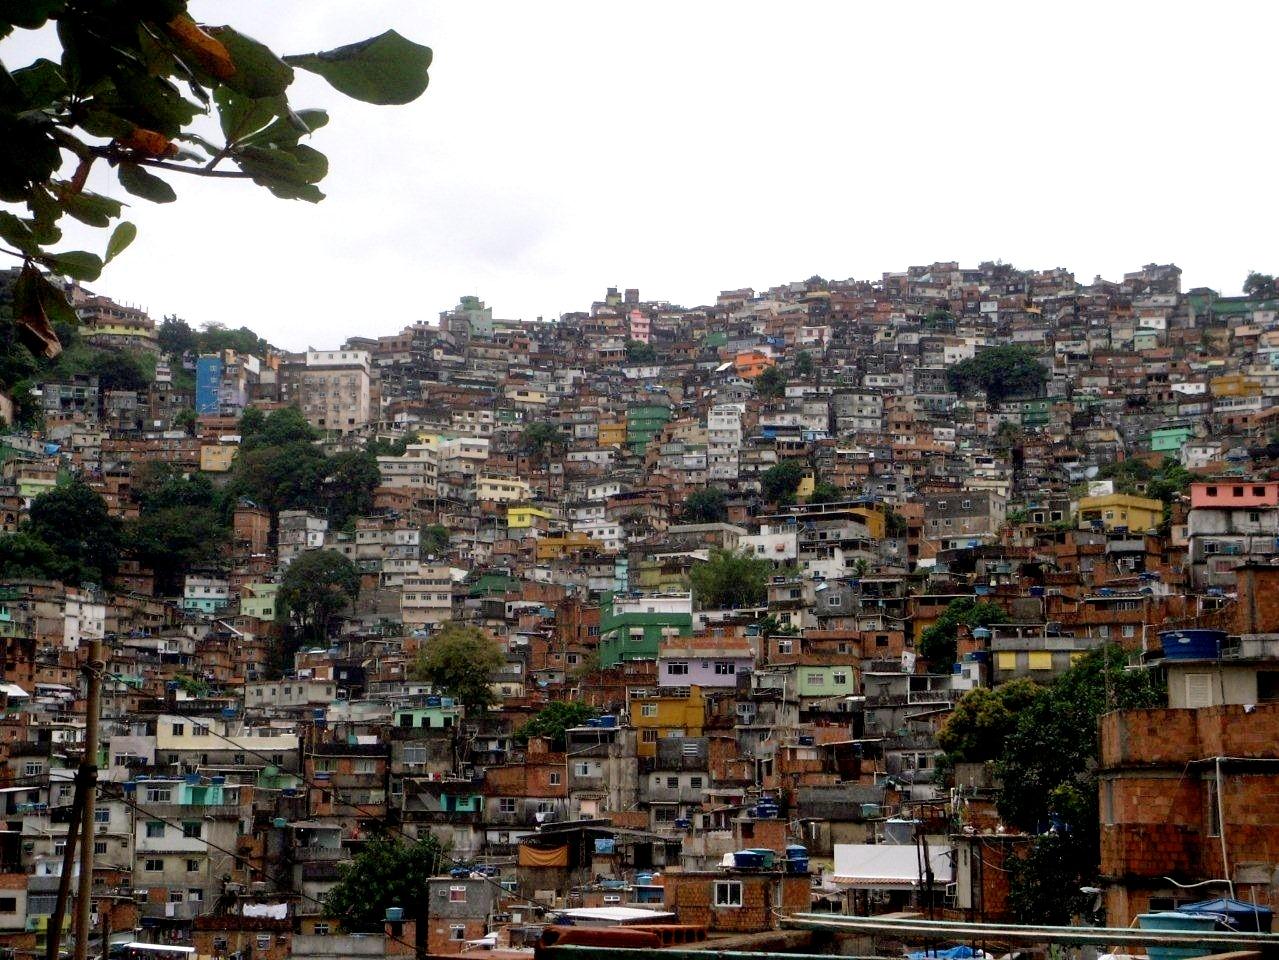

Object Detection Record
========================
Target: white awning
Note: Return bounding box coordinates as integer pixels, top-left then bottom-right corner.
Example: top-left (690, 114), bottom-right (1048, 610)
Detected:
top-left (831, 843), bottom-right (950, 889)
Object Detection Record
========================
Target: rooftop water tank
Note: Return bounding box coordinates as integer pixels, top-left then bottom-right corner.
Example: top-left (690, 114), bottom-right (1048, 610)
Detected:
top-left (1160, 629), bottom-right (1226, 660)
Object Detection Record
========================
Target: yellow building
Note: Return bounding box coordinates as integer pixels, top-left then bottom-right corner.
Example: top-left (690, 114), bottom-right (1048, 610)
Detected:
top-left (628, 685), bottom-right (706, 758)
top-left (598, 417), bottom-right (627, 447)
top-left (199, 443), bottom-right (237, 472)
top-left (795, 470), bottom-right (816, 501)
top-left (535, 531), bottom-right (603, 561)
top-left (507, 505), bottom-right (553, 529)
top-left (476, 475), bottom-right (532, 503)
top-left (1077, 493), bottom-right (1163, 533)
top-left (850, 506), bottom-right (887, 539)
top-left (1209, 372), bottom-right (1262, 397)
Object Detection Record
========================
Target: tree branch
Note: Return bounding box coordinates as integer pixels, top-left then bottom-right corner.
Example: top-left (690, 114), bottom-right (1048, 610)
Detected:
top-left (134, 158), bottom-right (251, 178)
top-left (0, 246), bottom-right (30, 262)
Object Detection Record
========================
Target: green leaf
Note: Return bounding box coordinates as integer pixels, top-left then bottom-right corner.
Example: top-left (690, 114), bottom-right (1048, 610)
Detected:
top-left (58, 188), bottom-right (124, 228)
top-left (212, 87), bottom-right (284, 143)
top-left (234, 145), bottom-right (326, 202)
top-left (118, 162), bottom-right (177, 203)
top-left (105, 221), bottom-right (137, 263)
top-left (285, 30), bottom-right (432, 106)
top-left (0, 0), bottom-right (65, 30)
top-left (242, 108), bottom-right (329, 147)
top-left (279, 143), bottom-right (328, 183)
top-left (0, 211), bottom-right (37, 254)
top-left (207, 26), bottom-right (294, 98)
top-left (26, 188), bottom-right (63, 244)
top-left (109, 71), bottom-right (202, 136)
top-left (11, 58), bottom-right (66, 109)
top-left (79, 107), bottom-right (134, 140)
top-left (39, 250), bottom-right (103, 282)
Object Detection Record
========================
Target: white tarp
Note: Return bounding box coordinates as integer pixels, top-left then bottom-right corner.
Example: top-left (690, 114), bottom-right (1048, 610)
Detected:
top-left (831, 843), bottom-right (950, 889)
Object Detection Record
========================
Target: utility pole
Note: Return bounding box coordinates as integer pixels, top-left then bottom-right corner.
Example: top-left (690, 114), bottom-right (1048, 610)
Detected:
top-left (73, 639), bottom-right (104, 960)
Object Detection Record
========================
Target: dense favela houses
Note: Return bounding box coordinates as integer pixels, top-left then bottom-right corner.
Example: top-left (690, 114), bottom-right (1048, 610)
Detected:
top-left (2, 261), bottom-right (1279, 956)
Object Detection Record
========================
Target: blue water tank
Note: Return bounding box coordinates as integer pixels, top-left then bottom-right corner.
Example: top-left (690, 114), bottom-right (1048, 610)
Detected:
top-left (732, 851), bottom-right (764, 869)
top-left (1160, 629), bottom-right (1226, 660)
top-left (596, 715), bottom-right (617, 728)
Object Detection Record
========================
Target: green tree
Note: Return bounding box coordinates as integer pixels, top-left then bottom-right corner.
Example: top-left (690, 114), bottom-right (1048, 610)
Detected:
top-left (682, 487), bottom-right (727, 523)
top-left (409, 623), bottom-right (504, 714)
top-left (0, 4), bottom-right (433, 352)
top-left (239, 406), bottom-right (315, 451)
top-left (125, 507), bottom-right (227, 597)
top-left (0, 531), bottom-right (61, 580)
top-left (754, 365), bottom-right (786, 399)
top-left (625, 339), bottom-right (656, 364)
top-left (516, 700), bottom-right (599, 751)
top-left (937, 679), bottom-right (1043, 764)
top-left (157, 316), bottom-right (197, 358)
top-left (195, 323), bottom-right (270, 357)
top-left (916, 597), bottom-right (1006, 669)
top-left (132, 462), bottom-right (215, 512)
top-left (995, 646), bottom-right (1165, 924)
top-left (420, 524), bottom-right (451, 558)
top-left (277, 549), bottom-right (359, 640)
top-left (520, 421), bottom-right (562, 456)
top-left (947, 345), bottom-right (1047, 404)
top-left (1243, 271), bottom-right (1277, 300)
top-left (24, 476), bottom-right (120, 585)
top-left (793, 351), bottom-right (814, 378)
top-left (325, 835), bottom-right (444, 932)
top-left (808, 479), bottom-right (843, 504)
top-left (690, 548), bottom-right (770, 609)
top-left (324, 449), bottom-right (380, 529)
top-left (760, 459), bottom-right (805, 503)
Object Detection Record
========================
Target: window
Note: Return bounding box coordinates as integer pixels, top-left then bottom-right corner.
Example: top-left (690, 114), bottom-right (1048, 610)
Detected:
top-left (1206, 486), bottom-right (1217, 496)
top-left (641, 704), bottom-right (658, 717)
top-left (146, 821), bottom-right (165, 838)
top-left (806, 673), bottom-right (824, 686)
top-left (666, 776), bottom-right (679, 788)
top-left (1028, 651), bottom-right (1053, 671)
top-left (187, 859), bottom-right (200, 873)
top-left (94, 841), bottom-right (107, 855)
top-left (188, 889), bottom-right (203, 902)
top-left (192, 724), bottom-right (208, 737)
top-left (94, 809), bottom-right (110, 823)
top-left (714, 881), bottom-right (743, 907)
top-left (714, 662), bottom-right (735, 675)
top-left (642, 729), bottom-right (658, 743)
top-left (144, 858), bottom-right (164, 872)
top-left (256, 936), bottom-right (270, 950)
top-left (549, 772), bottom-right (561, 786)
top-left (450, 926), bottom-right (466, 941)
top-left (653, 805), bottom-right (677, 823)
top-left (182, 822), bottom-right (201, 839)
top-left (690, 776), bottom-right (703, 789)
top-left (0, 897), bottom-right (14, 913)
top-left (1250, 511), bottom-right (1261, 524)
top-left (667, 661), bottom-right (689, 676)
top-left (169, 890), bottom-right (184, 904)
top-left (145, 786), bottom-right (172, 803)
top-left (449, 885), bottom-right (467, 903)
top-left (171, 723), bottom-right (184, 736)
top-left (828, 595), bottom-right (841, 607)
top-left (776, 640), bottom-right (792, 654)
top-left (1185, 673), bottom-right (1213, 709)
top-left (23, 761), bottom-right (42, 777)
top-left (573, 762), bottom-right (591, 776)
top-left (314, 923), bottom-right (330, 937)
top-left (498, 798), bottom-right (516, 814)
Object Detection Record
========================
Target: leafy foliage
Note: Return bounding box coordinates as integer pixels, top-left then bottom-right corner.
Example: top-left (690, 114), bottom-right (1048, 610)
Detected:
top-left (325, 835), bottom-right (444, 932)
top-left (9, 476), bottom-right (121, 585)
top-left (125, 464), bottom-right (227, 595)
top-left (760, 459), bottom-right (805, 504)
top-left (625, 339), bottom-right (656, 364)
top-left (682, 487), bottom-right (728, 523)
top-left (324, 450), bottom-right (380, 530)
top-left (277, 548), bottom-right (359, 640)
top-left (409, 623), bottom-right (504, 714)
top-left (516, 700), bottom-right (598, 751)
top-left (793, 351), bottom-right (814, 378)
top-left (520, 421), bottom-right (562, 456)
top-left (690, 548), bottom-right (770, 610)
top-left (754, 365), bottom-right (786, 399)
top-left (419, 524), bottom-right (451, 558)
top-left (937, 678), bottom-right (1042, 764)
top-left (916, 597), bottom-right (1006, 669)
top-left (1244, 271), bottom-right (1277, 300)
top-left (0, 3), bottom-right (432, 352)
top-left (992, 646), bottom-right (1165, 923)
top-left (808, 479), bottom-right (843, 504)
top-left (947, 345), bottom-right (1048, 404)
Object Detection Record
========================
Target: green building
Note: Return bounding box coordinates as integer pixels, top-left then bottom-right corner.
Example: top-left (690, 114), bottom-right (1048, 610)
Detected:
top-left (626, 403), bottom-right (672, 455)
top-left (1150, 425), bottom-right (1194, 455)
top-left (598, 592), bottom-right (693, 668)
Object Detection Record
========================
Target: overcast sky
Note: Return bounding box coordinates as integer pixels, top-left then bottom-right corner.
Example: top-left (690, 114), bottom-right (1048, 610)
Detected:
top-left (5, 2), bottom-right (1278, 350)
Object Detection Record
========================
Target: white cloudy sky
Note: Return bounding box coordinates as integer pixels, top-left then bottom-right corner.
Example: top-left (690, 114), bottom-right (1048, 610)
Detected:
top-left (4, 2), bottom-right (1278, 349)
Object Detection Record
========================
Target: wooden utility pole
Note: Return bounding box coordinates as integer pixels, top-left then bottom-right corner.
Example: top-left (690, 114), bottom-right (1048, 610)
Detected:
top-left (44, 780), bottom-right (84, 960)
top-left (73, 639), bottom-right (104, 960)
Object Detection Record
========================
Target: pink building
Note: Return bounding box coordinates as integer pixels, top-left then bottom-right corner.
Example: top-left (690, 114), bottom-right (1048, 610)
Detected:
top-left (1189, 481), bottom-right (1279, 509)
top-left (658, 638), bottom-right (755, 688)
top-left (628, 309), bottom-right (651, 344)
